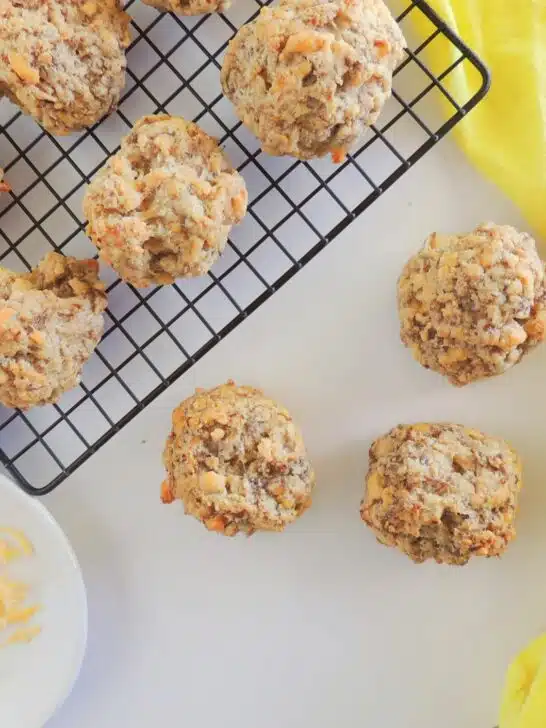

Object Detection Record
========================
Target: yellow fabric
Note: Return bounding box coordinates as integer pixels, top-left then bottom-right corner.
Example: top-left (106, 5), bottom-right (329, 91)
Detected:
top-left (411, 0), bottom-right (546, 242)
top-left (500, 634), bottom-right (546, 728)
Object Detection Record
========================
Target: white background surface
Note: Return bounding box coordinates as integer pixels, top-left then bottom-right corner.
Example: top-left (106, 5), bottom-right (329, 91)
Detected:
top-left (34, 137), bottom-right (546, 728)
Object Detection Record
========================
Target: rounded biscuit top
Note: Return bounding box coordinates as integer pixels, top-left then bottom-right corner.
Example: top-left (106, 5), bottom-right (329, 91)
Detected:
top-left (0, 252), bottom-right (107, 410)
top-left (361, 423), bottom-right (523, 565)
top-left (221, 0), bottom-right (406, 161)
top-left (162, 381), bottom-right (316, 536)
top-left (83, 115), bottom-right (248, 288)
top-left (0, 0), bottom-right (131, 135)
top-left (398, 223), bottom-right (546, 386)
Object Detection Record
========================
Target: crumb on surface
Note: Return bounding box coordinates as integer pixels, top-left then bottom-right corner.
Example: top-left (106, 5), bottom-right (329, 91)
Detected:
top-left (0, 169), bottom-right (10, 193)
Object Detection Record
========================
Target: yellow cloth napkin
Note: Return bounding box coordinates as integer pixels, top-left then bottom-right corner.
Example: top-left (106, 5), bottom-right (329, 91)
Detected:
top-left (412, 0), bottom-right (546, 242)
top-left (500, 634), bottom-right (546, 728)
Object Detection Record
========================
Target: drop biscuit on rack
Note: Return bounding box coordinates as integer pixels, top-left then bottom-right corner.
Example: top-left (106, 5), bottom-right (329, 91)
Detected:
top-left (398, 223), bottom-right (546, 386)
top-left (0, 0), bottom-right (131, 135)
top-left (0, 252), bottom-right (107, 410)
top-left (83, 115), bottom-right (248, 288)
top-left (162, 381), bottom-right (316, 536)
top-left (221, 0), bottom-right (406, 161)
top-left (141, 0), bottom-right (230, 15)
top-left (361, 423), bottom-right (523, 565)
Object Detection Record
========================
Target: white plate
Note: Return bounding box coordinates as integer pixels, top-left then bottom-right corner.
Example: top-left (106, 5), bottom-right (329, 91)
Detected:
top-left (0, 473), bottom-right (87, 728)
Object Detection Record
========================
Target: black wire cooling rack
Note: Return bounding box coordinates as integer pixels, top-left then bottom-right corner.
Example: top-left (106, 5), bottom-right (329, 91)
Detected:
top-left (0, 0), bottom-right (490, 495)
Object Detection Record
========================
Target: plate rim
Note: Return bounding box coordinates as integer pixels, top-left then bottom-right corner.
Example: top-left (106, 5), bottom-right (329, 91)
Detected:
top-left (0, 471), bottom-right (88, 728)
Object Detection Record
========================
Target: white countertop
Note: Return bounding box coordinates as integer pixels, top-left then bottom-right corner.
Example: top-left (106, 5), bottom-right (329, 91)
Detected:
top-left (42, 138), bottom-right (546, 728)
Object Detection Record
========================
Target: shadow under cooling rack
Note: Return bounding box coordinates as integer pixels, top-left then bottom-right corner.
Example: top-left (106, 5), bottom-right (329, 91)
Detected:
top-left (0, 0), bottom-right (490, 494)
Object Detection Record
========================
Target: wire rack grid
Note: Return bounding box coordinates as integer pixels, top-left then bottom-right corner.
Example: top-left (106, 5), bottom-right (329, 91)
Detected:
top-left (0, 0), bottom-right (489, 495)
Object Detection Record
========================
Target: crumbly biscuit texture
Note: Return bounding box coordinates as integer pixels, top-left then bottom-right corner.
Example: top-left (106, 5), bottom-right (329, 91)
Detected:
top-left (221, 0), bottom-right (406, 161)
top-left (0, 252), bottom-right (107, 409)
top-left (83, 115), bottom-right (248, 288)
top-left (361, 423), bottom-right (522, 565)
top-left (162, 381), bottom-right (315, 536)
top-left (141, 0), bottom-right (230, 16)
top-left (0, 0), bottom-right (130, 135)
top-left (398, 223), bottom-right (546, 386)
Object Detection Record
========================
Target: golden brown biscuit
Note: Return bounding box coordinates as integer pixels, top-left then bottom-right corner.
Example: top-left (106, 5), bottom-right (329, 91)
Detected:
top-left (398, 223), bottom-right (546, 386)
top-left (162, 381), bottom-right (316, 536)
top-left (361, 423), bottom-right (523, 565)
top-left (0, 252), bottom-right (107, 409)
top-left (0, 0), bottom-right (131, 135)
top-left (141, 0), bottom-right (230, 16)
top-left (221, 0), bottom-right (406, 161)
top-left (83, 115), bottom-right (248, 288)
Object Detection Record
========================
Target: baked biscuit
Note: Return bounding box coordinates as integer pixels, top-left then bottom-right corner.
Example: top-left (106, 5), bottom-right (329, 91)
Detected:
top-left (398, 223), bottom-right (546, 386)
top-left (221, 0), bottom-right (405, 161)
top-left (0, 0), bottom-right (130, 135)
top-left (141, 0), bottom-right (230, 16)
top-left (84, 115), bottom-right (247, 287)
top-left (361, 423), bottom-right (522, 565)
top-left (0, 252), bottom-right (106, 409)
top-left (162, 381), bottom-right (316, 536)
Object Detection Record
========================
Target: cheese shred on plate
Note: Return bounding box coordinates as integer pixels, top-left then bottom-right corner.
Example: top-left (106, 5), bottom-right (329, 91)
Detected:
top-left (0, 528), bottom-right (41, 648)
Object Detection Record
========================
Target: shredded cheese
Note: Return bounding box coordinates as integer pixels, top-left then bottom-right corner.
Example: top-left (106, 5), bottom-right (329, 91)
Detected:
top-left (0, 529), bottom-right (41, 648)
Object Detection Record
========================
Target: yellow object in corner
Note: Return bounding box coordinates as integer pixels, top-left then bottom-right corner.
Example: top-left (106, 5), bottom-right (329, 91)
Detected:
top-left (412, 0), bottom-right (546, 243)
top-left (500, 634), bottom-right (546, 728)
